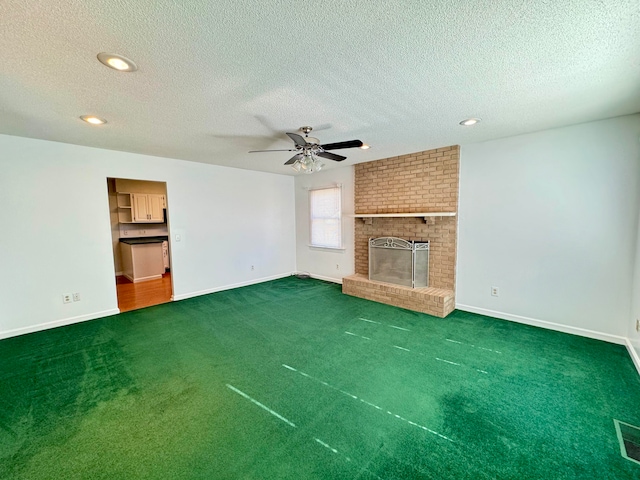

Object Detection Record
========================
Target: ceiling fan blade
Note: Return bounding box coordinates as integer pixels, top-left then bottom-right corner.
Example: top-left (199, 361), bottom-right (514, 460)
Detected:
top-left (248, 149), bottom-right (297, 153)
top-left (317, 151), bottom-right (347, 162)
top-left (211, 133), bottom-right (282, 150)
top-left (320, 139), bottom-right (363, 150)
top-left (254, 115), bottom-right (280, 134)
top-left (284, 153), bottom-right (303, 165)
top-left (312, 123), bottom-right (332, 132)
top-left (286, 133), bottom-right (308, 146)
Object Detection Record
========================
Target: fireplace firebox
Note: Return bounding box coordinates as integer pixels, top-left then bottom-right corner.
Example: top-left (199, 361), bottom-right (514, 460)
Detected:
top-left (368, 237), bottom-right (429, 288)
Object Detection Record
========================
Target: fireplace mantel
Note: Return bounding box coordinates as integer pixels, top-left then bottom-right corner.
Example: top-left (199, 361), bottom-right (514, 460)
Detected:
top-left (353, 212), bottom-right (456, 224)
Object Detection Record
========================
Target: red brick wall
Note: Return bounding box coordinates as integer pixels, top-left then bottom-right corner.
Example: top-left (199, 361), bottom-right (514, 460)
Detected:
top-left (354, 146), bottom-right (459, 289)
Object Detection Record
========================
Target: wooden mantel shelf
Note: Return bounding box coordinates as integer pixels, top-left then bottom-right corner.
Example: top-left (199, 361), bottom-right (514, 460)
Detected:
top-left (353, 212), bottom-right (456, 218)
top-left (352, 212), bottom-right (456, 224)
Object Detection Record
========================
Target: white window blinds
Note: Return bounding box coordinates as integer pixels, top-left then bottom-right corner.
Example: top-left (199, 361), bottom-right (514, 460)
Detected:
top-left (309, 186), bottom-right (342, 248)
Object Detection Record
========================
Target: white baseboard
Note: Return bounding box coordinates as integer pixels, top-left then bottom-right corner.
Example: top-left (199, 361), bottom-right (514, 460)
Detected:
top-left (131, 274), bottom-right (162, 283)
top-left (172, 272), bottom-right (294, 301)
top-left (0, 309), bottom-right (120, 341)
top-left (309, 273), bottom-right (343, 284)
top-left (115, 271), bottom-right (123, 276)
top-left (455, 304), bottom-right (627, 346)
top-left (625, 339), bottom-right (640, 376)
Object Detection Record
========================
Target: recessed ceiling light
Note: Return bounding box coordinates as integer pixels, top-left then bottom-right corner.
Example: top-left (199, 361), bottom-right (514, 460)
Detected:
top-left (459, 118), bottom-right (481, 126)
top-left (80, 115), bottom-right (107, 125)
top-left (360, 144), bottom-right (371, 149)
top-left (97, 52), bottom-right (138, 72)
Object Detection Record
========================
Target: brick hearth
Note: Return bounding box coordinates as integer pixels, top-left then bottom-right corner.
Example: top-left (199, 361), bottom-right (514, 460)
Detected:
top-left (343, 274), bottom-right (455, 317)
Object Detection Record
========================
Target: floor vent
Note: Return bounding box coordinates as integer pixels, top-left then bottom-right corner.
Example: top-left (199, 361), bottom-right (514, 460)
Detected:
top-left (614, 419), bottom-right (640, 464)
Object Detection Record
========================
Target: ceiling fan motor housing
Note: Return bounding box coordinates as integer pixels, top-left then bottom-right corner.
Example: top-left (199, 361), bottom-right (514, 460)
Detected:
top-left (299, 126), bottom-right (319, 145)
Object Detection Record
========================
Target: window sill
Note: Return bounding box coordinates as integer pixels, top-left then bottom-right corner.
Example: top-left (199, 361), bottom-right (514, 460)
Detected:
top-left (308, 245), bottom-right (346, 252)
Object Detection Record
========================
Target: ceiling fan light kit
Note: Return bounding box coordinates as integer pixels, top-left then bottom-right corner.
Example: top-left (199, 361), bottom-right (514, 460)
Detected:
top-left (291, 154), bottom-right (325, 174)
top-left (249, 126), bottom-right (364, 174)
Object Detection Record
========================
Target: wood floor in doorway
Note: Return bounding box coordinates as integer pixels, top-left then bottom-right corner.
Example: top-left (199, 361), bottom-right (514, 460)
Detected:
top-left (116, 272), bottom-right (172, 312)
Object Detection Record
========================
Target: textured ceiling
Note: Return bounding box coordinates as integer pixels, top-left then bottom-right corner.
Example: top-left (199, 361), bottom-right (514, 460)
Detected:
top-left (1, 0), bottom-right (639, 174)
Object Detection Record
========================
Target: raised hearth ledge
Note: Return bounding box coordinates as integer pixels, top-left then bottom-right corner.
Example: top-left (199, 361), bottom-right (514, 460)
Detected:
top-left (342, 274), bottom-right (455, 318)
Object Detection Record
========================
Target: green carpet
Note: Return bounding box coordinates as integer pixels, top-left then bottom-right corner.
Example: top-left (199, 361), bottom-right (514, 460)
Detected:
top-left (1, 277), bottom-right (640, 479)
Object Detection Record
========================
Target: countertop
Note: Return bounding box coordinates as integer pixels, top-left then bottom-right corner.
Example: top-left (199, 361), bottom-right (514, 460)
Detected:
top-left (119, 236), bottom-right (168, 245)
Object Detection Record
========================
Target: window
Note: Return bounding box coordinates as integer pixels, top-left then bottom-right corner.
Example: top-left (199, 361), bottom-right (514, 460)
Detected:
top-left (309, 186), bottom-right (342, 249)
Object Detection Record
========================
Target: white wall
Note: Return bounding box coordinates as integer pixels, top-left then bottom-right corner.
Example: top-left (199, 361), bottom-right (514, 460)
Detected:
top-left (294, 166), bottom-right (355, 283)
top-left (457, 115), bottom-right (640, 341)
top-left (114, 178), bottom-right (166, 195)
top-left (0, 134), bottom-right (296, 339)
top-left (630, 204), bottom-right (640, 361)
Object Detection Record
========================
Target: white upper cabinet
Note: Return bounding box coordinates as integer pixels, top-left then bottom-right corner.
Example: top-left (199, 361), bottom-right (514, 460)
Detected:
top-left (118, 193), bottom-right (166, 223)
top-left (147, 194), bottom-right (165, 222)
top-left (132, 193), bottom-right (149, 222)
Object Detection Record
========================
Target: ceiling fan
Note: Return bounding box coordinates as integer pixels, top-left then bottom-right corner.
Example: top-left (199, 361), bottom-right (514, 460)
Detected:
top-left (249, 126), bottom-right (364, 173)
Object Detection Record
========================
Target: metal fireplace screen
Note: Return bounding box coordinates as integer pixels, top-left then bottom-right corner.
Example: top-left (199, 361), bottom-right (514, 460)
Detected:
top-left (369, 237), bottom-right (429, 288)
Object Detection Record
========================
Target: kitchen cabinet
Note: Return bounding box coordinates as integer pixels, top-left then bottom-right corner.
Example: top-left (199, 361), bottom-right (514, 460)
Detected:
top-left (133, 193), bottom-right (164, 222)
top-left (117, 192), bottom-right (165, 223)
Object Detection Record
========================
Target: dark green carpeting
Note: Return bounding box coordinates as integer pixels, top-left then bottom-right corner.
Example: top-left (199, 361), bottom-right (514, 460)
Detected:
top-left (2, 277), bottom-right (640, 479)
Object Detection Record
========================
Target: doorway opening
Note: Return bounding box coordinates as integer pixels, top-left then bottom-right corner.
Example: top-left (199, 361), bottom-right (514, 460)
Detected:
top-left (107, 178), bottom-right (173, 312)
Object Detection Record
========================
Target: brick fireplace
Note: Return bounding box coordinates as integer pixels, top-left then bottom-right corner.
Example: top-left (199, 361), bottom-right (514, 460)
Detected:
top-left (342, 145), bottom-right (459, 317)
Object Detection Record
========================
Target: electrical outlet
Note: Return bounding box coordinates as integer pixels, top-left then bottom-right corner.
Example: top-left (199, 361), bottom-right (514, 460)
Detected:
top-left (62, 293), bottom-right (72, 304)
top-left (491, 286), bottom-right (500, 297)
top-left (636, 319), bottom-right (640, 332)
top-left (251, 265), bottom-right (254, 271)
top-left (336, 264), bottom-right (340, 270)
top-left (73, 293), bottom-right (81, 302)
